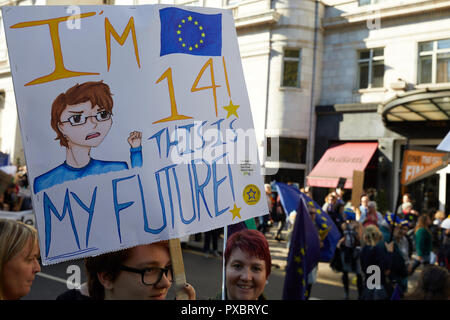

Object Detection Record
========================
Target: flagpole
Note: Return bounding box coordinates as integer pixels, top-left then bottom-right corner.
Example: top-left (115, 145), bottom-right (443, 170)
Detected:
top-left (222, 226), bottom-right (228, 300)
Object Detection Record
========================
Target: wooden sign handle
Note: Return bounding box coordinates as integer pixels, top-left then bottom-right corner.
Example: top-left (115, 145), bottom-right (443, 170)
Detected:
top-left (351, 170), bottom-right (364, 210)
top-left (168, 238), bottom-right (189, 300)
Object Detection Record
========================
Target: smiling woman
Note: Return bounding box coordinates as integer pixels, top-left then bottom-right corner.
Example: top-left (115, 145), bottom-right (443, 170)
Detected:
top-left (223, 229), bottom-right (272, 300)
top-left (0, 219), bottom-right (41, 300)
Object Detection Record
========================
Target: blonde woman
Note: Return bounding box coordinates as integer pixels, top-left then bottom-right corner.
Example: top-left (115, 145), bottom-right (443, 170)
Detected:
top-left (0, 219), bottom-right (41, 300)
top-left (359, 225), bottom-right (394, 300)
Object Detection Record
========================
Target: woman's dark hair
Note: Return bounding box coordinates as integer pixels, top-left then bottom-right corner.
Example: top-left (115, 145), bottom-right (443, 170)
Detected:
top-left (84, 249), bottom-right (131, 300)
top-left (405, 265), bottom-right (450, 300)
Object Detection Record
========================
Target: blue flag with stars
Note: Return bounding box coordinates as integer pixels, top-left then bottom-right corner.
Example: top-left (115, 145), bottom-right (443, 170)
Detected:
top-left (299, 193), bottom-right (341, 262)
top-left (276, 183), bottom-right (320, 300)
top-left (159, 7), bottom-right (222, 56)
top-left (274, 183), bottom-right (339, 262)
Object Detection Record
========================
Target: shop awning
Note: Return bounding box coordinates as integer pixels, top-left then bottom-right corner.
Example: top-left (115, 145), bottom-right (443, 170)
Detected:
top-left (381, 87), bottom-right (450, 139)
top-left (307, 142), bottom-right (378, 189)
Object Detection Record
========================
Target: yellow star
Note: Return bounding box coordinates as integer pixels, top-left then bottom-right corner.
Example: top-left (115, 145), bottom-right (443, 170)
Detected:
top-left (297, 267), bottom-right (303, 275)
top-left (200, 39), bottom-right (203, 43)
top-left (294, 256), bottom-right (301, 263)
top-left (229, 204), bottom-right (242, 221)
top-left (188, 16), bottom-right (192, 21)
top-left (177, 30), bottom-right (181, 34)
top-left (189, 46), bottom-right (193, 51)
top-left (201, 32), bottom-right (205, 37)
top-left (199, 26), bottom-right (203, 30)
top-left (300, 248), bottom-right (305, 255)
top-left (182, 19), bottom-right (185, 23)
top-left (222, 100), bottom-right (240, 118)
top-left (194, 21), bottom-right (198, 25)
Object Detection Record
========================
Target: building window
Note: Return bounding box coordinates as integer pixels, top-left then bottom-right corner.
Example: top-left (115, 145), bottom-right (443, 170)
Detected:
top-left (358, 48), bottom-right (384, 89)
top-left (418, 39), bottom-right (450, 84)
top-left (267, 137), bottom-right (307, 164)
top-left (358, 0), bottom-right (388, 5)
top-left (282, 49), bottom-right (301, 88)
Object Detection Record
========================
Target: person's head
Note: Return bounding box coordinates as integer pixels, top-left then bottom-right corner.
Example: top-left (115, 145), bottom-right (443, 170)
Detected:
top-left (360, 194), bottom-right (369, 207)
top-left (326, 193), bottom-right (336, 205)
top-left (402, 193), bottom-right (412, 204)
top-left (362, 225), bottom-right (383, 246)
top-left (367, 201), bottom-right (377, 214)
top-left (415, 214), bottom-right (431, 233)
top-left (85, 241), bottom-right (172, 300)
top-left (402, 202), bottom-right (413, 213)
top-left (435, 210), bottom-right (446, 222)
top-left (51, 81), bottom-right (114, 149)
top-left (0, 219), bottom-right (40, 300)
top-left (264, 184), bottom-right (271, 195)
top-left (405, 265), bottom-right (450, 300)
top-left (224, 230), bottom-right (271, 300)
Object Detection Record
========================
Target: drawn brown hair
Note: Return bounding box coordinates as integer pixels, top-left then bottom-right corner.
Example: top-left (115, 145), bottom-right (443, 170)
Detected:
top-left (51, 81), bottom-right (114, 147)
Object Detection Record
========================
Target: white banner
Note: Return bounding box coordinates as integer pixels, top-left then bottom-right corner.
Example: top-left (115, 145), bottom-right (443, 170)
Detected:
top-left (2, 4), bottom-right (267, 265)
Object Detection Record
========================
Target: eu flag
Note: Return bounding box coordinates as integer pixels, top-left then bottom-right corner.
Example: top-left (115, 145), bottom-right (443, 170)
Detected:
top-left (300, 193), bottom-right (341, 262)
top-left (275, 183), bottom-right (320, 299)
top-left (281, 192), bottom-right (320, 299)
top-left (274, 183), bottom-right (339, 262)
top-left (159, 7), bottom-right (222, 56)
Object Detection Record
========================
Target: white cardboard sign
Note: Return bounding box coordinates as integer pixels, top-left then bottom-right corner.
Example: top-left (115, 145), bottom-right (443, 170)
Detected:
top-left (2, 5), bottom-right (267, 265)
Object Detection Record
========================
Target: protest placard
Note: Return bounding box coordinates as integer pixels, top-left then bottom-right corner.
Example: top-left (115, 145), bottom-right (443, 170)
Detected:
top-left (2, 4), bottom-right (267, 265)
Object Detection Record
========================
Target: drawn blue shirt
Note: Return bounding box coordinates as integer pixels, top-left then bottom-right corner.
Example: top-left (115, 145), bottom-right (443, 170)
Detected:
top-left (33, 146), bottom-right (142, 194)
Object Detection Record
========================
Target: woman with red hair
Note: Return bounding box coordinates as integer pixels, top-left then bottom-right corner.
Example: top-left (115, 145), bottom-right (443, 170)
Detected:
top-left (223, 229), bottom-right (272, 300)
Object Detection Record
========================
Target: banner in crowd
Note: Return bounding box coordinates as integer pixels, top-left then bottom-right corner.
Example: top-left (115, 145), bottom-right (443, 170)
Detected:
top-left (2, 5), bottom-right (267, 265)
top-left (401, 149), bottom-right (448, 185)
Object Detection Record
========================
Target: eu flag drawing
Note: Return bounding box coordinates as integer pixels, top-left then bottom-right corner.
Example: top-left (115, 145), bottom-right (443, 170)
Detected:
top-left (160, 7), bottom-right (222, 56)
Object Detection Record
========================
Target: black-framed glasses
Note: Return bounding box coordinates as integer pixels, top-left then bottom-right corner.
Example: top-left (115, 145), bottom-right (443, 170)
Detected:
top-left (119, 265), bottom-right (173, 286)
top-left (60, 110), bottom-right (112, 126)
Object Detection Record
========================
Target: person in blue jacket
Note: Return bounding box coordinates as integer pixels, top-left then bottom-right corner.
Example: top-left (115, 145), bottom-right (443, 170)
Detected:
top-left (33, 81), bottom-right (142, 194)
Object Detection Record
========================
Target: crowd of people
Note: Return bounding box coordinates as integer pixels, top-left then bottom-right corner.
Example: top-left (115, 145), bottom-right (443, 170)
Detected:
top-left (318, 189), bottom-right (450, 300)
top-left (0, 176), bottom-right (449, 300)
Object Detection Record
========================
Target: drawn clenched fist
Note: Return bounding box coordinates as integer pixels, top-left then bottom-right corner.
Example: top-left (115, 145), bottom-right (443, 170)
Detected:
top-left (127, 131), bottom-right (142, 148)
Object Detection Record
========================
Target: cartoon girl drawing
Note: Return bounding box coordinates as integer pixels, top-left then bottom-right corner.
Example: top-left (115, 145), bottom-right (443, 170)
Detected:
top-left (33, 81), bottom-right (142, 194)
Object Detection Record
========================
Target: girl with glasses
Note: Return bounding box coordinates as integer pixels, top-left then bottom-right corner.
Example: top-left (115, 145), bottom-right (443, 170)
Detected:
top-left (57, 241), bottom-right (195, 300)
